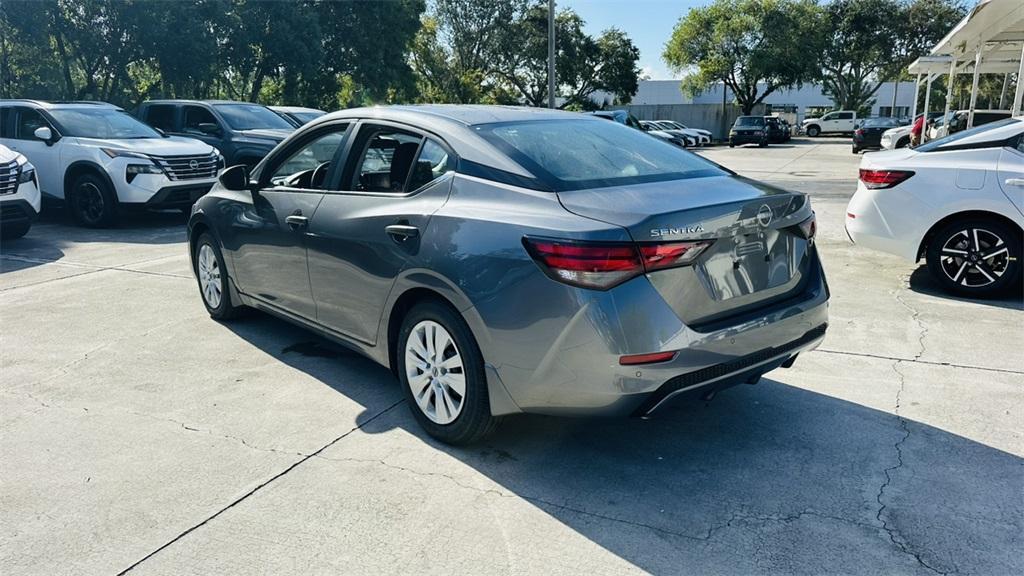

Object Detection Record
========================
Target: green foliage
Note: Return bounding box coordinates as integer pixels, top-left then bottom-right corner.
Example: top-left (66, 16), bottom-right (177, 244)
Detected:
top-left (819, 0), bottom-right (966, 111)
top-left (663, 0), bottom-right (824, 115)
top-left (0, 0), bottom-right (425, 109)
top-left (411, 0), bottom-right (640, 108)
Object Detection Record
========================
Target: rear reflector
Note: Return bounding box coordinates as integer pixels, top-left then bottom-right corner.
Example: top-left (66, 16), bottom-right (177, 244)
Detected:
top-left (523, 237), bottom-right (713, 290)
top-left (859, 169), bottom-right (914, 189)
top-left (796, 213), bottom-right (816, 240)
top-left (620, 351), bottom-right (677, 366)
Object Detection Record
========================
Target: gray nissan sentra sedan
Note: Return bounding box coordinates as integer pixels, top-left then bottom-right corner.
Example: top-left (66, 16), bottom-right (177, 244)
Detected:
top-left (188, 105), bottom-right (828, 444)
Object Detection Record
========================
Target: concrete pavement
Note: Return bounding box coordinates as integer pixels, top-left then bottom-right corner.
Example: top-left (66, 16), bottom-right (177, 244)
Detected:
top-left (1, 138), bottom-right (1021, 575)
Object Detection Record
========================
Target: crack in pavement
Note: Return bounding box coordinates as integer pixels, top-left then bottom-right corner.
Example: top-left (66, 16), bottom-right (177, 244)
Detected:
top-left (894, 274), bottom-right (929, 361)
top-left (115, 399), bottom-right (406, 575)
top-left (874, 361), bottom-right (953, 576)
top-left (313, 454), bottom-right (883, 547)
top-left (812, 348), bottom-right (1023, 375)
top-left (0, 253), bottom-right (191, 293)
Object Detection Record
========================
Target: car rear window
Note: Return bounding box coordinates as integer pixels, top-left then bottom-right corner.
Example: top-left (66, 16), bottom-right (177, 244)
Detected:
top-left (474, 119), bottom-right (725, 192)
top-left (863, 118), bottom-right (900, 128)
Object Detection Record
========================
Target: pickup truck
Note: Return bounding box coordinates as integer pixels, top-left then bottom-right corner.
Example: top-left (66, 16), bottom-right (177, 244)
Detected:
top-left (801, 110), bottom-right (857, 136)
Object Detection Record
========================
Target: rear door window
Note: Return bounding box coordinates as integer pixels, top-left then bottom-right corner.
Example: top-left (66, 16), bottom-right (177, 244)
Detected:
top-left (348, 126), bottom-right (424, 193)
top-left (407, 139), bottom-right (455, 191)
top-left (0, 107), bottom-right (10, 138)
top-left (838, 112), bottom-right (854, 120)
top-left (145, 105), bottom-right (177, 131)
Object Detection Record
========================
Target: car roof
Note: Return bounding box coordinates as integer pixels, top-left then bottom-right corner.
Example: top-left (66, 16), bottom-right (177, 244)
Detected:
top-left (143, 99), bottom-right (263, 106)
top-left (0, 99), bottom-right (121, 110)
top-left (308, 105), bottom-right (602, 179)
top-left (269, 106), bottom-right (324, 114)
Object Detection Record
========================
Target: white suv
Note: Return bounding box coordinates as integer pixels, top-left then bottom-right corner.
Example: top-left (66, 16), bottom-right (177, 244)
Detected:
top-left (0, 100), bottom-right (222, 227)
top-left (0, 143), bottom-right (41, 240)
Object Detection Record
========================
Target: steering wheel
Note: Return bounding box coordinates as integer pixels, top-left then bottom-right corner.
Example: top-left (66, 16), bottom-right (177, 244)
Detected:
top-left (310, 161), bottom-right (331, 189)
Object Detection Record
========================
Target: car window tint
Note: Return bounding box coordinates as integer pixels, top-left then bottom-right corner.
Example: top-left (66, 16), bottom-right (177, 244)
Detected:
top-left (15, 108), bottom-right (49, 140)
top-left (0, 107), bottom-right (10, 138)
top-left (352, 128), bottom-right (423, 193)
top-left (145, 105), bottom-right (176, 131)
top-left (183, 106), bottom-right (219, 135)
top-left (407, 139), bottom-right (454, 191)
top-left (476, 119), bottom-right (724, 191)
top-left (838, 112), bottom-right (854, 120)
top-left (270, 127), bottom-right (348, 190)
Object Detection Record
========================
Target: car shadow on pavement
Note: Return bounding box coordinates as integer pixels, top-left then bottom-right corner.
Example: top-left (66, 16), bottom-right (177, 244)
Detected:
top-left (0, 208), bottom-right (188, 273)
top-left (225, 311), bottom-right (1022, 575)
top-left (908, 266), bottom-right (1023, 310)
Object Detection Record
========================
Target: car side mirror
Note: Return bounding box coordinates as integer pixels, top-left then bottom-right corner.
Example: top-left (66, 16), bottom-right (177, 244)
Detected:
top-left (34, 126), bottom-right (54, 145)
top-left (198, 122), bottom-right (221, 136)
top-left (218, 164), bottom-right (251, 192)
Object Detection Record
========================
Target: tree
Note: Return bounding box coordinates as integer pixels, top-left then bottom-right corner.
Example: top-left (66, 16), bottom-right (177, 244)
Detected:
top-left (881, 0), bottom-right (967, 111)
top-left (663, 0), bottom-right (824, 115)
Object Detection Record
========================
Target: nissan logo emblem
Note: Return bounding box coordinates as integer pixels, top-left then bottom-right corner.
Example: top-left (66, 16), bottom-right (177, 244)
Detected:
top-left (189, 159), bottom-right (199, 170)
top-left (756, 204), bottom-right (773, 227)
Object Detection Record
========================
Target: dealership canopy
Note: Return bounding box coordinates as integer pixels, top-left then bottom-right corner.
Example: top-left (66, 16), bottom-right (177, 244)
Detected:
top-left (907, 0), bottom-right (1024, 137)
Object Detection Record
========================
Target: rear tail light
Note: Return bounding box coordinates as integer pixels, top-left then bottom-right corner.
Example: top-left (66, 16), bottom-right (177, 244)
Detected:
top-left (859, 169), bottom-right (914, 189)
top-left (796, 213), bottom-right (816, 240)
top-left (523, 237), bottom-right (713, 290)
top-left (619, 351), bottom-right (676, 366)
top-left (855, 128), bottom-right (864, 137)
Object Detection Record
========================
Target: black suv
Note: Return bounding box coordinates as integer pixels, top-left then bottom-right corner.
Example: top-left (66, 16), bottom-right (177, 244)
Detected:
top-left (137, 100), bottom-right (294, 168)
top-left (764, 116), bottom-right (790, 143)
top-left (729, 116), bottom-right (768, 147)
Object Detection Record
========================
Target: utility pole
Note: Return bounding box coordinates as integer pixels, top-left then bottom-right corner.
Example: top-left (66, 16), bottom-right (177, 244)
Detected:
top-left (548, 0), bottom-right (556, 109)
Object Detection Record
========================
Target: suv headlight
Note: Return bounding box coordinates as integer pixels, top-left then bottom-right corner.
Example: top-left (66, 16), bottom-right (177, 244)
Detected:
top-left (126, 163), bottom-right (164, 183)
top-left (102, 148), bottom-right (150, 160)
top-left (17, 162), bottom-right (36, 184)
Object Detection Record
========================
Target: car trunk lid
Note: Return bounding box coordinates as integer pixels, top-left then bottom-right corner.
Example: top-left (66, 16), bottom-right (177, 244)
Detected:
top-left (556, 175), bottom-right (816, 328)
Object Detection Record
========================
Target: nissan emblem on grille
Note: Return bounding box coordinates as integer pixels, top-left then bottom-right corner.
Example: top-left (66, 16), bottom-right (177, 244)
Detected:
top-left (756, 204), bottom-right (773, 227)
top-left (189, 159), bottom-right (199, 170)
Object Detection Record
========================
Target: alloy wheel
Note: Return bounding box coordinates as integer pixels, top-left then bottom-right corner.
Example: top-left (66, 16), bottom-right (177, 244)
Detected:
top-left (404, 320), bottom-right (465, 425)
top-left (938, 227), bottom-right (1010, 288)
top-left (197, 243), bottom-right (222, 309)
top-left (76, 182), bottom-right (105, 224)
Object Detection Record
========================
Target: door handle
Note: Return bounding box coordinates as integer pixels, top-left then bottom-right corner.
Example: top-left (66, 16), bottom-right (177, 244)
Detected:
top-left (285, 214), bottom-right (308, 230)
top-left (385, 224), bottom-right (419, 240)
top-left (1005, 178), bottom-right (1024, 187)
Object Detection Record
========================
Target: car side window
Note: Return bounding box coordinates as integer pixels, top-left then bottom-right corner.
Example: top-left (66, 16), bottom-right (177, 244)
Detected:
top-left (0, 107), bottom-right (9, 138)
top-left (145, 105), bottom-right (176, 131)
top-left (268, 125), bottom-right (349, 190)
top-left (838, 112), bottom-right (854, 120)
top-left (14, 108), bottom-right (50, 140)
top-left (407, 139), bottom-right (455, 192)
top-left (183, 106), bottom-right (220, 135)
top-left (821, 113), bottom-right (836, 121)
top-left (350, 127), bottom-right (424, 193)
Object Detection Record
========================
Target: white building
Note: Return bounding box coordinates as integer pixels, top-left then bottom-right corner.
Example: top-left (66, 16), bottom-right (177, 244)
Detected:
top-left (624, 80), bottom-right (918, 122)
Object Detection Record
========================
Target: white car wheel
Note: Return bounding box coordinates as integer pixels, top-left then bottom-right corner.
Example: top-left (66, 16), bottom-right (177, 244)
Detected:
top-left (197, 243), bottom-right (222, 309)
top-left (405, 320), bottom-right (466, 425)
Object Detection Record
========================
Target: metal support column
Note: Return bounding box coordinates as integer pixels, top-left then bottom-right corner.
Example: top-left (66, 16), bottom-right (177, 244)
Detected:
top-left (967, 46), bottom-right (983, 128)
top-left (1013, 43), bottom-right (1024, 117)
top-left (942, 58), bottom-right (956, 127)
top-left (921, 73), bottom-right (933, 144)
top-left (910, 73), bottom-right (921, 120)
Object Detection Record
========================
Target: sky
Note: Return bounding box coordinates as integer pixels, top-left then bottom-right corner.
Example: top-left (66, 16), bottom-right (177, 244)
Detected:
top-left (560, 0), bottom-right (707, 80)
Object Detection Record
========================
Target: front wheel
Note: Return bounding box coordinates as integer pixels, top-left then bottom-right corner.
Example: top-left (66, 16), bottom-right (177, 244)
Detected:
top-left (0, 221), bottom-right (30, 240)
top-left (806, 126), bottom-right (820, 137)
top-left (925, 219), bottom-right (1022, 298)
top-left (69, 173), bottom-right (118, 228)
top-left (398, 301), bottom-right (499, 445)
top-left (194, 233), bottom-right (243, 319)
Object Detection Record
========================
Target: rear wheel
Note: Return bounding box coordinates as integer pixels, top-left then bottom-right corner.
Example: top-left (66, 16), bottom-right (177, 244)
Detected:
top-left (398, 300), bottom-right (499, 445)
top-left (926, 218), bottom-right (1022, 298)
top-left (852, 145), bottom-right (860, 154)
top-left (69, 173), bottom-right (117, 228)
top-left (194, 233), bottom-right (243, 319)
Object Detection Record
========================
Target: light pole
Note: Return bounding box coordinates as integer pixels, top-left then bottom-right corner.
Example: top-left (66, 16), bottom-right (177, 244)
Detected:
top-left (548, 0), bottom-right (556, 109)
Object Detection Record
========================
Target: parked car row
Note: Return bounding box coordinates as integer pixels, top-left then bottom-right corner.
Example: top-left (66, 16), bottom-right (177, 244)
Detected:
top-left (0, 98), bottom-right (325, 231)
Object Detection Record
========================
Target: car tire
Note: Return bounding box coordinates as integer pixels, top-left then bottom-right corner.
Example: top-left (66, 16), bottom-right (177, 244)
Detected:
top-left (759, 139), bottom-right (767, 147)
top-left (729, 142), bottom-right (735, 148)
top-left (0, 221), bottom-right (30, 240)
top-left (806, 126), bottom-right (820, 137)
top-left (69, 173), bottom-right (118, 228)
top-left (397, 300), bottom-right (500, 445)
top-left (925, 218), bottom-right (1022, 298)
top-left (194, 232), bottom-right (243, 320)
top-left (852, 145), bottom-right (860, 154)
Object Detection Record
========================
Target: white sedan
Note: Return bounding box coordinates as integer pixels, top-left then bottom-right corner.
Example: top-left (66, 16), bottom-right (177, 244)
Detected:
top-left (846, 118), bottom-right (1024, 297)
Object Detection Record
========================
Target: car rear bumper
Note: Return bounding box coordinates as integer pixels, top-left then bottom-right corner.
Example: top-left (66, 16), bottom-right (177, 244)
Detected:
top-left (487, 253), bottom-right (829, 417)
top-left (845, 183), bottom-right (925, 261)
